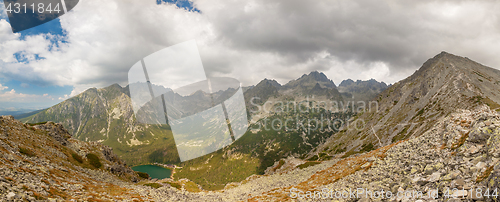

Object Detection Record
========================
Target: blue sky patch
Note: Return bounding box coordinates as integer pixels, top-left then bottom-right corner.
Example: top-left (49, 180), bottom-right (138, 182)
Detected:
top-left (157, 0), bottom-right (200, 12)
top-left (2, 79), bottom-right (72, 98)
top-left (14, 52), bottom-right (45, 63)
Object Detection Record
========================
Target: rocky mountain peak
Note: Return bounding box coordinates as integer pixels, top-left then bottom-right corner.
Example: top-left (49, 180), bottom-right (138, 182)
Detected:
top-left (284, 71), bottom-right (336, 90)
top-left (106, 83), bottom-right (124, 90)
top-left (339, 79), bottom-right (355, 87)
top-left (258, 79), bottom-right (281, 89)
top-left (412, 51), bottom-right (484, 78)
top-left (298, 71), bottom-right (334, 85)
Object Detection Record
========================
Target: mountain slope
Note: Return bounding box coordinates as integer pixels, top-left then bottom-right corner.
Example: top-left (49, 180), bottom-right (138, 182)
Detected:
top-left (244, 79), bottom-right (281, 112)
top-left (20, 84), bottom-right (180, 166)
top-left (0, 116), bottom-right (142, 200)
top-left (175, 72), bottom-right (350, 190)
top-left (312, 51), bottom-right (500, 160)
top-left (240, 106), bottom-right (500, 201)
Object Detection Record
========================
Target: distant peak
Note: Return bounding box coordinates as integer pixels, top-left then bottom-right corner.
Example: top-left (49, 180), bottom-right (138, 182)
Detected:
top-left (109, 83), bottom-right (123, 89)
top-left (339, 79), bottom-right (355, 87)
top-left (263, 78), bottom-right (280, 84)
top-left (257, 78), bottom-right (281, 88)
top-left (309, 71), bottom-right (326, 77)
top-left (433, 51), bottom-right (460, 60)
top-left (299, 71), bottom-right (330, 82)
top-left (339, 78), bottom-right (385, 87)
top-left (309, 70), bottom-right (321, 75)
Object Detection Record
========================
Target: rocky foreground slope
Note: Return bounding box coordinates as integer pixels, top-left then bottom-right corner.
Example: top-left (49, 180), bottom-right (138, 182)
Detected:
top-left (121, 105), bottom-right (500, 201)
top-left (243, 105), bottom-right (500, 201)
top-left (1, 106), bottom-right (499, 201)
top-left (0, 116), bottom-right (141, 201)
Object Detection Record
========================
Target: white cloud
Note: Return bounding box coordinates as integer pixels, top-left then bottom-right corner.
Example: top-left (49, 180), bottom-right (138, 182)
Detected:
top-left (58, 95), bottom-right (69, 100)
top-left (0, 83), bottom-right (7, 91)
top-left (0, 0), bottom-right (500, 97)
top-left (0, 83), bottom-right (55, 103)
top-left (0, 88), bottom-right (39, 102)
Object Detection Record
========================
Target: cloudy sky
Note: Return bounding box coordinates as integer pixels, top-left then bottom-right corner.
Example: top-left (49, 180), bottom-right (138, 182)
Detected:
top-left (0, 0), bottom-right (500, 110)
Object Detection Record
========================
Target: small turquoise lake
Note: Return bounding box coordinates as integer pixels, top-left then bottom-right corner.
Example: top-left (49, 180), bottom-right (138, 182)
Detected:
top-left (132, 165), bottom-right (172, 179)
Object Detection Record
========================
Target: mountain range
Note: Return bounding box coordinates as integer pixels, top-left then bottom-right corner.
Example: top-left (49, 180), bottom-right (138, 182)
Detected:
top-left (19, 70), bottom-right (384, 189)
top-left (15, 51), bottom-right (500, 194)
top-left (20, 70), bottom-right (382, 164)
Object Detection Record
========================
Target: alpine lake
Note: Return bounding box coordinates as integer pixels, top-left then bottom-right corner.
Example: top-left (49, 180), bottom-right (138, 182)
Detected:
top-left (132, 165), bottom-right (172, 179)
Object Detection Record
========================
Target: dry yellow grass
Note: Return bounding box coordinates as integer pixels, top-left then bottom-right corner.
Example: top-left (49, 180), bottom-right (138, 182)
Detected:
top-left (249, 140), bottom-right (405, 201)
top-left (450, 131), bottom-right (470, 150)
top-left (476, 165), bottom-right (494, 183)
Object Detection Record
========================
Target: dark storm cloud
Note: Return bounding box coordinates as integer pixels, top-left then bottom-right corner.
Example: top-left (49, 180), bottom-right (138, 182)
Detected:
top-left (1, 0), bottom-right (500, 98)
top-left (198, 0), bottom-right (500, 82)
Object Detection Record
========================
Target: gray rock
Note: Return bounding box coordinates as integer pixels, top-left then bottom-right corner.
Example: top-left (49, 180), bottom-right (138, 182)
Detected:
top-left (428, 172), bottom-right (441, 182)
top-left (33, 122), bottom-right (72, 146)
top-left (6, 192), bottom-right (16, 200)
top-left (469, 130), bottom-right (491, 144)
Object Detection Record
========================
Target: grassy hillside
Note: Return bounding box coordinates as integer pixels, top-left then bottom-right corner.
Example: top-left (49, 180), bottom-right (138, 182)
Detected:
top-left (20, 84), bottom-right (181, 166)
top-left (176, 106), bottom-right (352, 190)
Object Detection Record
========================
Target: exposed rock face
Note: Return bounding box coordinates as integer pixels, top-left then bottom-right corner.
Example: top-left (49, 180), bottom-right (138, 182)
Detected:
top-left (22, 70), bottom-right (345, 169)
top-left (130, 53), bottom-right (500, 201)
top-left (101, 145), bottom-right (120, 162)
top-left (101, 145), bottom-right (138, 181)
top-left (117, 106), bottom-right (499, 201)
top-left (33, 121), bottom-right (71, 146)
